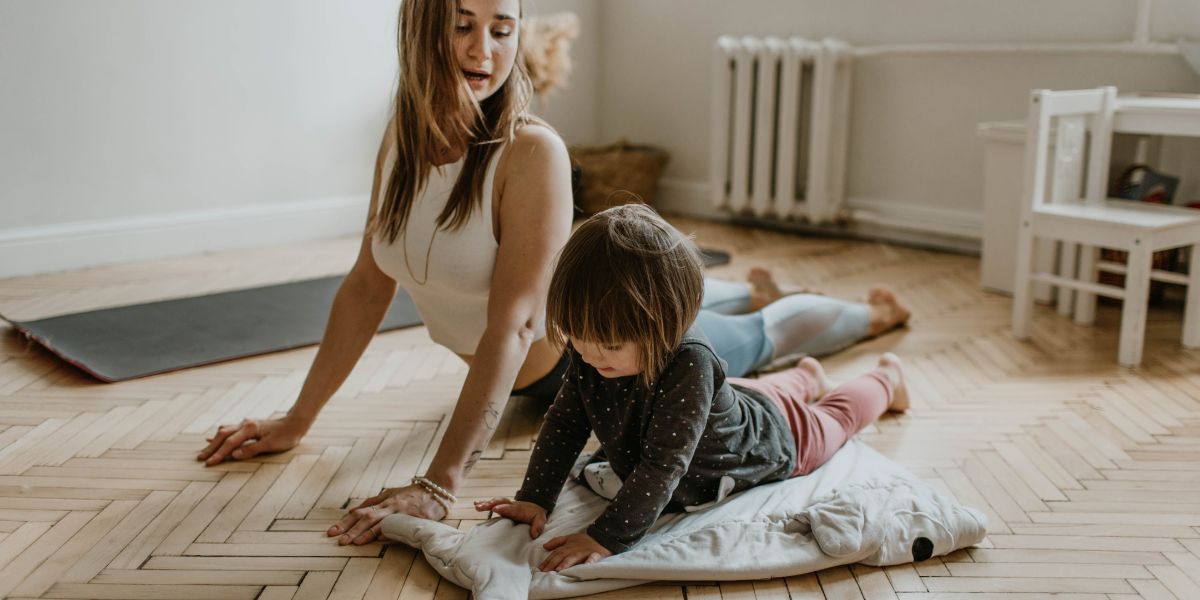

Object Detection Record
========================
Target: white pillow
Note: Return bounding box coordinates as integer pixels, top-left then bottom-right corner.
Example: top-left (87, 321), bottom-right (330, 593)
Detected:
top-left (382, 440), bottom-right (987, 600)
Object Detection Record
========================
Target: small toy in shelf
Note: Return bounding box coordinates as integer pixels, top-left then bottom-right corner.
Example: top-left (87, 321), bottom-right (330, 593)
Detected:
top-left (1100, 164), bottom-right (1189, 303)
top-left (1114, 164), bottom-right (1180, 205)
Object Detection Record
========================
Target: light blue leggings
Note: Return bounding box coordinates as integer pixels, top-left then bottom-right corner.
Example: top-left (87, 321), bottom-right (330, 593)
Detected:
top-left (697, 278), bottom-right (871, 378)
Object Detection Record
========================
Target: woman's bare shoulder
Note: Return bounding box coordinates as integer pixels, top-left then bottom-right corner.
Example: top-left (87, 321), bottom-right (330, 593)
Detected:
top-left (507, 120), bottom-right (568, 164)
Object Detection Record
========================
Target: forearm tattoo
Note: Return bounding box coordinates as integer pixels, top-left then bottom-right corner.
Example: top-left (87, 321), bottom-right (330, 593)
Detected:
top-left (463, 449), bottom-right (483, 472)
top-left (462, 397), bottom-right (506, 472)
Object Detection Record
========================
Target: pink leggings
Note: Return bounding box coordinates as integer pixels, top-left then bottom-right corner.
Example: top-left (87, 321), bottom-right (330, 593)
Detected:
top-left (730, 366), bottom-right (892, 476)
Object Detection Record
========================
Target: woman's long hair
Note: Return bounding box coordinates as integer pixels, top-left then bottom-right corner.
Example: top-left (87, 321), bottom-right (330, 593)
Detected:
top-left (370, 0), bottom-right (534, 243)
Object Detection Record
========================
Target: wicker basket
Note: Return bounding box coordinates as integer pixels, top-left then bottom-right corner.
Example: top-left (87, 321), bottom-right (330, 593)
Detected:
top-left (570, 140), bottom-right (669, 214)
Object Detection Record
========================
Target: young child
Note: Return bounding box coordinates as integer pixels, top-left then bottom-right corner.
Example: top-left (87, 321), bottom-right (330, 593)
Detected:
top-left (474, 204), bottom-right (908, 572)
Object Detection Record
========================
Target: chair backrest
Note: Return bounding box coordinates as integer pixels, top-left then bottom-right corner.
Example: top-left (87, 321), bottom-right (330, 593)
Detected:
top-left (1022, 87), bottom-right (1117, 214)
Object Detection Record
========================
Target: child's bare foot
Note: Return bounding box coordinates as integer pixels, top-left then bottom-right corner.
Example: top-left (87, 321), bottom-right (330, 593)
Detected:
top-left (866, 286), bottom-right (911, 337)
top-left (748, 267), bottom-right (815, 311)
top-left (797, 357), bottom-right (833, 400)
top-left (875, 352), bottom-right (909, 413)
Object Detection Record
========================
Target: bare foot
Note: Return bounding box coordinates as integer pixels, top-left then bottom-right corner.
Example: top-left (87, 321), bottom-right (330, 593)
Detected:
top-left (875, 352), bottom-right (910, 413)
top-left (797, 357), bottom-right (834, 400)
top-left (866, 286), bottom-right (911, 337)
top-left (748, 267), bottom-right (816, 311)
top-left (748, 267), bottom-right (784, 311)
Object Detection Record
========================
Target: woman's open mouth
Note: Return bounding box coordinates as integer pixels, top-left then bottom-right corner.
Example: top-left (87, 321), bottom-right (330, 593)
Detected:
top-left (463, 70), bottom-right (490, 86)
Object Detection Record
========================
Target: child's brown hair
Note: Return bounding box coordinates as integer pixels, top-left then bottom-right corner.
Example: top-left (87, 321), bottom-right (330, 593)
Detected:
top-left (546, 204), bottom-right (704, 387)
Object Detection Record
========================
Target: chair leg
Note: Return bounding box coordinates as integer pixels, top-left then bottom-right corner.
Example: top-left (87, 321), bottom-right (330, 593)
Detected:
top-left (1118, 243), bottom-right (1151, 367)
top-left (1184, 244), bottom-right (1200, 348)
top-left (1074, 244), bottom-right (1098, 325)
top-left (1033, 240), bottom-right (1056, 304)
top-left (1057, 241), bottom-right (1078, 317)
top-left (1012, 221), bottom-right (1036, 341)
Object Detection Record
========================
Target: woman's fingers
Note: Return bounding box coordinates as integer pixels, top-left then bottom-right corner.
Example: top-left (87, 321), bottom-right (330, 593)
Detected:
top-left (584, 552), bottom-right (602, 565)
top-left (357, 491), bottom-right (388, 509)
top-left (204, 422), bottom-right (257, 466)
top-left (542, 535), bottom-right (567, 550)
top-left (328, 512), bottom-right (356, 538)
top-left (331, 491), bottom-right (388, 538)
top-left (231, 439), bottom-right (270, 460)
top-left (337, 506), bottom-right (384, 545)
top-left (197, 424), bottom-right (240, 461)
top-left (354, 523), bottom-right (382, 545)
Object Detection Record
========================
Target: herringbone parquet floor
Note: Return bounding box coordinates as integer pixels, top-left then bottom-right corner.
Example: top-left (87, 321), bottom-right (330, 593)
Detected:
top-left (0, 217), bottom-right (1198, 600)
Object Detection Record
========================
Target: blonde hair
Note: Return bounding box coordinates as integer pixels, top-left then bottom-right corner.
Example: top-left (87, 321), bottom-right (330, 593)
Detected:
top-left (370, 0), bottom-right (535, 243)
top-left (546, 204), bottom-right (704, 387)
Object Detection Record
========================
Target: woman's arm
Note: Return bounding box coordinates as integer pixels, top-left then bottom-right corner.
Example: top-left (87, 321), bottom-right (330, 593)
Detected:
top-left (427, 125), bottom-right (573, 485)
top-left (475, 359), bottom-right (590, 540)
top-left (199, 119), bottom-right (399, 465)
top-left (329, 124), bottom-right (574, 543)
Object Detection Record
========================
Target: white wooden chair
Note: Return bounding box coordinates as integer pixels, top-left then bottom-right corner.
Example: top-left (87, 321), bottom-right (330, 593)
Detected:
top-left (1011, 86), bottom-right (1200, 366)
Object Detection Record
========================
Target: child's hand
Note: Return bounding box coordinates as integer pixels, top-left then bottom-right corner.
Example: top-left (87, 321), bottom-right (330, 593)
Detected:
top-left (539, 532), bottom-right (611, 572)
top-left (474, 497), bottom-right (548, 539)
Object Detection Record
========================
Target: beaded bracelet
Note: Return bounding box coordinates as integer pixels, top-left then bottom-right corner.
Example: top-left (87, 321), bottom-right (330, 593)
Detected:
top-left (416, 484), bottom-right (453, 516)
top-left (412, 476), bottom-right (455, 516)
top-left (412, 475), bottom-right (456, 502)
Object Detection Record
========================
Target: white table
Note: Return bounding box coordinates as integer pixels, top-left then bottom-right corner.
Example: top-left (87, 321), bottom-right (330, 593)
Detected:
top-left (978, 94), bottom-right (1200, 298)
top-left (1113, 95), bottom-right (1200, 137)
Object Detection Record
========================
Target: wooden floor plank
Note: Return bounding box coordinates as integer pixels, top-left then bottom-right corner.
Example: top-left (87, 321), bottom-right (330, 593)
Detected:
top-left (10, 500), bottom-right (138, 597)
top-left (195, 463), bottom-right (285, 543)
top-left (109, 480), bottom-right (215, 569)
top-left (0, 511), bottom-right (96, 598)
top-left (327, 556), bottom-right (381, 600)
top-left (41, 583), bottom-right (262, 599)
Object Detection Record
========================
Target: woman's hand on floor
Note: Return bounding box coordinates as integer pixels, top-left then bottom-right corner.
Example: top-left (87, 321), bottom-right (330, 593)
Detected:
top-left (539, 532), bottom-right (611, 572)
top-left (197, 417), bottom-right (304, 466)
top-left (474, 497), bottom-right (548, 538)
top-left (328, 484), bottom-right (447, 545)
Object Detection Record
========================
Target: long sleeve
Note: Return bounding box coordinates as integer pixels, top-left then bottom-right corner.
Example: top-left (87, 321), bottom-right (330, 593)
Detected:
top-left (514, 358), bottom-right (592, 513)
top-left (586, 345), bottom-right (714, 554)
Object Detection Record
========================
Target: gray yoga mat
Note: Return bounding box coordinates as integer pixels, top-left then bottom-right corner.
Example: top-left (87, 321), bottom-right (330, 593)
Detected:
top-left (2, 276), bottom-right (423, 383)
top-left (2, 249), bottom-right (732, 383)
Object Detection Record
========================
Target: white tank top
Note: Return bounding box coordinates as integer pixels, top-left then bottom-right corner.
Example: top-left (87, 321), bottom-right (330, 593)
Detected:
top-left (371, 143), bottom-right (523, 355)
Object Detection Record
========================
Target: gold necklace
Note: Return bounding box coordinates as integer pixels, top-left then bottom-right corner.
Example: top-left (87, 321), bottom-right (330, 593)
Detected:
top-left (401, 225), bottom-right (438, 286)
top-left (402, 159), bottom-right (460, 286)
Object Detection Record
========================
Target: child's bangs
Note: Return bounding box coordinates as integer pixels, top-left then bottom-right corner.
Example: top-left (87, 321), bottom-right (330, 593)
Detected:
top-left (554, 281), bottom-right (645, 346)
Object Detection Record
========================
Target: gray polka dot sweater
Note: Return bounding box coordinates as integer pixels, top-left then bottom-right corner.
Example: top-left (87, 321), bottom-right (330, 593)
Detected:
top-left (514, 327), bottom-right (797, 554)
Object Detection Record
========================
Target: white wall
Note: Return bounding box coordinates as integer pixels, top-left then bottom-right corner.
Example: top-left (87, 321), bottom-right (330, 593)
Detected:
top-left (597, 0), bottom-right (1200, 242)
top-left (4, 0), bottom-right (1199, 277)
top-left (531, 0), bottom-right (601, 145)
top-left (0, 0), bottom-right (600, 277)
top-left (1, 0), bottom-right (400, 229)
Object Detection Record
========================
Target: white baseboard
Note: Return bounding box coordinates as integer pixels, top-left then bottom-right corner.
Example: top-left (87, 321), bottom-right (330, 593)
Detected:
top-left (847, 197), bottom-right (982, 240)
top-left (654, 178), bottom-right (983, 253)
top-left (0, 196), bottom-right (369, 278)
top-left (654, 178), bottom-right (728, 220)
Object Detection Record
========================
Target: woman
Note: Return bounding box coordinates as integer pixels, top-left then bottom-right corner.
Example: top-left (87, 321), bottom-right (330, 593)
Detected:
top-left (198, 0), bottom-right (909, 546)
